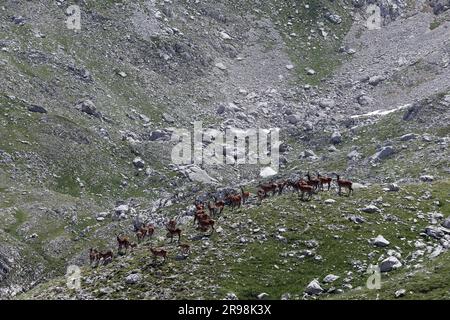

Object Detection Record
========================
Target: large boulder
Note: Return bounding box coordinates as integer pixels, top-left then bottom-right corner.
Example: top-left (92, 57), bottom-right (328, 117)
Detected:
top-left (371, 146), bottom-right (395, 161)
top-left (305, 279), bottom-right (323, 295)
top-left (132, 157), bottom-right (145, 169)
top-left (425, 226), bottom-right (444, 239)
top-left (177, 165), bottom-right (219, 185)
top-left (260, 167), bottom-right (278, 178)
top-left (125, 273), bottom-right (141, 285)
top-left (442, 217), bottom-right (450, 229)
top-left (380, 256), bottom-right (402, 272)
top-left (78, 99), bottom-right (101, 118)
top-left (286, 114), bottom-right (301, 124)
top-left (330, 131), bottom-right (342, 145)
top-left (27, 104), bottom-right (47, 113)
top-left (318, 98), bottom-right (336, 109)
top-left (372, 235), bottom-right (390, 247)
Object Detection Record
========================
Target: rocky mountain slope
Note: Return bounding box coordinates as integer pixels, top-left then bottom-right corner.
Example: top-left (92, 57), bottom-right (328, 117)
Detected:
top-left (0, 0), bottom-right (449, 299)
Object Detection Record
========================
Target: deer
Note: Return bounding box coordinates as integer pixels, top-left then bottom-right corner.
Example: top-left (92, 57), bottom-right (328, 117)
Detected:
top-left (259, 182), bottom-right (277, 196)
top-left (213, 197), bottom-right (225, 215)
top-left (136, 223), bottom-right (155, 242)
top-left (197, 218), bottom-right (215, 234)
top-left (98, 249), bottom-right (114, 265)
top-left (207, 201), bottom-right (217, 217)
top-left (298, 180), bottom-right (314, 201)
top-left (335, 174), bottom-right (353, 196)
top-left (193, 210), bottom-right (210, 225)
top-left (305, 172), bottom-right (320, 191)
top-left (194, 201), bottom-right (205, 211)
top-left (89, 248), bottom-right (99, 265)
top-left (166, 227), bottom-right (182, 243)
top-left (317, 173), bottom-right (332, 191)
top-left (150, 247), bottom-right (167, 262)
top-left (226, 193), bottom-right (242, 210)
top-left (117, 234), bottom-right (131, 252)
top-left (257, 188), bottom-right (267, 204)
top-left (167, 219), bottom-right (177, 230)
top-left (240, 187), bottom-right (250, 204)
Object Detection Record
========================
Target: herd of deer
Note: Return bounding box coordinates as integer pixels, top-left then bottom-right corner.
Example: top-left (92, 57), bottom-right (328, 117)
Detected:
top-left (88, 172), bottom-right (353, 266)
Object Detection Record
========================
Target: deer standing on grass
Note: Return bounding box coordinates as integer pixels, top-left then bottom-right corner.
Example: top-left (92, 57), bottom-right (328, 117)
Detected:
top-left (166, 227), bottom-right (182, 243)
top-left (150, 247), bottom-right (167, 262)
top-left (89, 248), bottom-right (99, 265)
top-left (214, 198), bottom-right (225, 215)
top-left (226, 193), bottom-right (242, 210)
top-left (317, 173), bottom-right (332, 191)
top-left (240, 187), bottom-right (250, 204)
top-left (117, 234), bottom-right (131, 252)
top-left (335, 174), bottom-right (353, 196)
top-left (276, 180), bottom-right (287, 195)
top-left (98, 249), bottom-right (114, 265)
top-left (257, 188), bottom-right (266, 204)
top-left (259, 182), bottom-right (277, 197)
top-left (298, 180), bottom-right (314, 201)
top-left (197, 218), bottom-right (215, 234)
top-left (306, 172), bottom-right (320, 191)
top-left (193, 210), bottom-right (210, 225)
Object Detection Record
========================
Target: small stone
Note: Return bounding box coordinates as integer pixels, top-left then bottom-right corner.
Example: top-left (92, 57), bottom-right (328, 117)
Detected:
top-left (257, 293), bottom-right (269, 300)
top-left (330, 131), bottom-right (342, 144)
top-left (133, 157), bottom-right (145, 169)
top-left (361, 205), bottom-right (380, 213)
top-left (323, 274), bottom-right (340, 283)
top-left (117, 71), bottom-right (127, 78)
top-left (305, 279), bottom-right (323, 295)
top-left (125, 273), bottom-right (141, 285)
top-left (420, 175), bottom-right (434, 182)
top-left (395, 289), bottom-right (406, 298)
top-left (306, 68), bottom-right (316, 75)
top-left (372, 235), bottom-right (390, 247)
top-left (380, 256), bottom-right (402, 273)
top-left (215, 62), bottom-right (227, 70)
top-left (27, 105), bottom-right (47, 113)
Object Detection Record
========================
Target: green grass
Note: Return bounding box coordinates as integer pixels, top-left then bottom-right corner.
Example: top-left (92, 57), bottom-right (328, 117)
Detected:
top-left (19, 180), bottom-right (450, 300)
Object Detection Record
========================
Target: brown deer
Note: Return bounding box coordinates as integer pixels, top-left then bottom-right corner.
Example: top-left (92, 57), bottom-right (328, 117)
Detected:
top-left (167, 219), bottom-right (177, 230)
top-left (117, 234), bottom-right (131, 252)
top-left (150, 247), bottom-right (167, 262)
top-left (257, 188), bottom-right (267, 204)
top-left (305, 172), bottom-right (320, 191)
top-left (259, 182), bottom-right (277, 196)
top-left (298, 180), bottom-right (314, 201)
top-left (89, 248), bottom-right (99, 265)
top-left (335, 174), bottom-right (353, 196)
top-left (193, 211), bottom-right (210, 225)
top-left (214, 198), bottom-right (225, 215)
top-left (98, 249), bottom-right (114, 265)
top-left (207, 201), bottom-right (217, 217)
top-left (166, 227), bottom-right (182, 243)
top-left (135, 223), bottom-right (154, 243)
top-left (194, 202), bottom-right (205, 211)
top-left (197, 218), bottom-right (215, 234)
top-left (226, 194), bottom-right (242, 210)
top-left (276, 180), bottom-right (287, 195)
top-left (240, 187), bottom-right (250, 204)
top-left (317, 173), bottom-right (332, 191)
